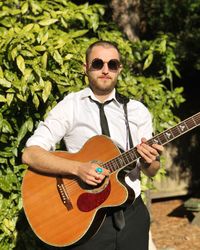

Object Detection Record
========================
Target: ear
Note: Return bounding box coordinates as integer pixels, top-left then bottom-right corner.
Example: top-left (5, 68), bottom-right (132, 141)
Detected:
top-left (119, 64), bottom-right (123, 74)
top-left (83, 63), bottom-right (88, 75)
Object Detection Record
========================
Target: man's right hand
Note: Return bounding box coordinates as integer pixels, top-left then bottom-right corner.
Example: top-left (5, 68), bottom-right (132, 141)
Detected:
top-left (77, 162), bottom-right (110, 186)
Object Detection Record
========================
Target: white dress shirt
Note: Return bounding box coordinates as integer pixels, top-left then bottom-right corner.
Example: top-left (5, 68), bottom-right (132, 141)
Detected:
top-left (26, 87), bottom-right (153, 198)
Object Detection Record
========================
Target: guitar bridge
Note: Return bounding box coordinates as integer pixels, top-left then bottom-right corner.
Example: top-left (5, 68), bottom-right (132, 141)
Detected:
top-left (56, 177), bottom-right (73, 210)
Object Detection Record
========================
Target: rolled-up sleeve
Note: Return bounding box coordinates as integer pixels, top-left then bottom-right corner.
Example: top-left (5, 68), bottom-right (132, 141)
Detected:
top-left (26, 98), bottom-right (73, 151)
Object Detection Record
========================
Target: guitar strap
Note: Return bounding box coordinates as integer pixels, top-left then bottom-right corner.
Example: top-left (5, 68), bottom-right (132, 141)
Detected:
top-left (115, 92), bottom-right (133, 150)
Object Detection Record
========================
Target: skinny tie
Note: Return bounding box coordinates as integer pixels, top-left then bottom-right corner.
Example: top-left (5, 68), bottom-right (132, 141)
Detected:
top-left (89, 97), bottom-right (125, 230)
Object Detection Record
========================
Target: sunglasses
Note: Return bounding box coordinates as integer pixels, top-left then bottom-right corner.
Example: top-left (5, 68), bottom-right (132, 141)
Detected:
top-left (90, 58), bottom-right (121, 71)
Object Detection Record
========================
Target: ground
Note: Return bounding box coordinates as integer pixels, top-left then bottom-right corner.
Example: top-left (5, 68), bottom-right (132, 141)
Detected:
top-left (150, 197), bottom-right (200, 250)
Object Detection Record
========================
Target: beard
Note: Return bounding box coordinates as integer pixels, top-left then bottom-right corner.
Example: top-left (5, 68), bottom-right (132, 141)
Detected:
top-left (88, 75), bottom-right (117, 96)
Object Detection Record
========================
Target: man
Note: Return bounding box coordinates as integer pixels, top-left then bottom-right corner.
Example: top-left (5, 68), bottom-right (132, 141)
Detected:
top-left (22, 41), bottom-right (163, 249)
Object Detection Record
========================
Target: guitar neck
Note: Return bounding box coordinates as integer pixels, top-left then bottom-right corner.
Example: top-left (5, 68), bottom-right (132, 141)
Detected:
top-left (103, 112), bottom-right (200, 173)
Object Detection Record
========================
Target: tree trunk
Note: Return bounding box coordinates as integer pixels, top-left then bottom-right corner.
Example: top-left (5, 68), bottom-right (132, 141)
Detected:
top-left (110, 0), bottom-right (144, 41)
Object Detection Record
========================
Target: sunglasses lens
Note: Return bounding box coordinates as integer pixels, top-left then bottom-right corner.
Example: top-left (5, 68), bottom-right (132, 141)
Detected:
top-left (108, 60), bottom-right (120, 70)
top-left (91, 59), bottom-right (104, 70)
top-left (91, 59), bottom-right (120, 71)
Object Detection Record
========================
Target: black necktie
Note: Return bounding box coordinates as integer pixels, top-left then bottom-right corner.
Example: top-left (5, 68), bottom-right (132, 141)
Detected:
top-left (94, 101), bottom-right (112, 136)
top-left (90, 97), bottom-right (125, 230)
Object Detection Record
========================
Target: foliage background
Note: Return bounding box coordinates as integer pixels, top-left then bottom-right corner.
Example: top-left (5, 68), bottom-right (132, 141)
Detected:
top-left (142, 0), bottom-right (200, 192)
top-left (0, 0), bottom-right (188, 249)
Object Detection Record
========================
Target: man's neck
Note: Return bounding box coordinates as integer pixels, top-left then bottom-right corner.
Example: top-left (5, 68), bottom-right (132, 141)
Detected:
top-left (94, 93), bottom-right (111, 103)
top-left (90, 87), bottom-right (115, 103)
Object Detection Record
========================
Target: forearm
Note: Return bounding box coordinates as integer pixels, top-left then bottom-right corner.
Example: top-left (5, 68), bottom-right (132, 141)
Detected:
top-left (22, 145), bottom-right (80, 176)
top-left (22, 145), bottom-right (110, 186)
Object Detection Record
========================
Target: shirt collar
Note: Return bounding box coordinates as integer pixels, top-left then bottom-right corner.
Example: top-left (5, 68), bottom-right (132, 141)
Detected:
top-left (80, 87), bottom-right (121, 106)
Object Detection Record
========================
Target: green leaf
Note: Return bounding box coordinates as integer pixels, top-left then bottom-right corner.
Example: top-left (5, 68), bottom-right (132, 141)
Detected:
top-left (0, 67), bottom-right (4, 78)
top-left (22, 23), bottom-right (34, 32)
top-left (53, 50), bottom-right (63, 65)
top-left (23, 68), bottom-right (33, 82)
top-left (6, 93), bottom-right (14, 106)
top-left (34, 45), bottom-right (46, 51)
top-left (39, 19), bottom-right (58, 26)
top-left (17, 118), bottom-right (33, 144)
top-left (0, 95), bottom-right (6, 102)
top-left (21, 2), bottom-right (29, 14)
top-left (0, 151), bottom-right (14, 158)
top-left (41, 32), bottom-right (49, 45)
top-left (0, 157), bottom-right (7, 164)
top-left (33, 93), bottom-right (40, 109)
top-left (41, 52), bottom-right (48, 69)
top-left (69, 29), bottom-right (88, 38)
top-left (1, 120), bottom-right (13, 133)
top-left (3, 218), bottom-right (15, 232)
top-left (11, 47), bottom-right (18, 61)
top-left (16, 94), bottom-right (27, 102)
top-left (16, 55), bottom-right (25, 74)
top-left (143, 53), bottom-right (153, 70)
top-left (42, 81), bottom-right (52, 103)
top-left (0, 172), bottom-right (17, 192)
top-left (159, 39), bottom-right (167, 53)
top-left (0, 79), bottom-right (11, 88)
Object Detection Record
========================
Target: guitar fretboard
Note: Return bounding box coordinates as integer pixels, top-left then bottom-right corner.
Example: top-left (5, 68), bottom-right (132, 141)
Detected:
top-left (103, 112), bottom-right (200, 173)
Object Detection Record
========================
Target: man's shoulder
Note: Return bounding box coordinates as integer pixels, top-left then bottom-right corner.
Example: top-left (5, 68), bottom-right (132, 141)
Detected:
top-left (128, 98), bottom-right (150, 114)
top-left (62, 87), bottom-right (89, 101)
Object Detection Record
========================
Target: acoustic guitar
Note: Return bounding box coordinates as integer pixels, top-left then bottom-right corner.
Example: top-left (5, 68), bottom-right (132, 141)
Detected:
top-left (22, 112), bottom-right (200, 247)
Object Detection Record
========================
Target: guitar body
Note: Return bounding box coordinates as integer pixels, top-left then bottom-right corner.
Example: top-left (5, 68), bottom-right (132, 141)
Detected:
top-left (22, 135), bottom-right (135, 247)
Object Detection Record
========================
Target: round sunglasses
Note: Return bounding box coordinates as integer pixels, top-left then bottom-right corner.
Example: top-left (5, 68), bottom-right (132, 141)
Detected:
top-left (90, 58), bottom-right (121, 71)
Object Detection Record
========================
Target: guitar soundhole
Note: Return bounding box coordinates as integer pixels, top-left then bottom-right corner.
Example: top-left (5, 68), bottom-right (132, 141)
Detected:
top-left (77, 181), bottom-right (111, 212)
top-left (79, 176), bottom-right (107, 191)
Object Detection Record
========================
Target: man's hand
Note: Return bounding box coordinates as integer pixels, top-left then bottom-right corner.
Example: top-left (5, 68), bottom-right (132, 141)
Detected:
top-left (136, 137), bottom-right (163, 164)
top-left (77, 162), bottom-right (110, 186)
top-left (136, 137), bottom-right (164, 176)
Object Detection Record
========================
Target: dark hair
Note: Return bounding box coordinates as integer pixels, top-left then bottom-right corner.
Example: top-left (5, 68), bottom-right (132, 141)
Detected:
top-left (86, 40), bottom-right (121, 63)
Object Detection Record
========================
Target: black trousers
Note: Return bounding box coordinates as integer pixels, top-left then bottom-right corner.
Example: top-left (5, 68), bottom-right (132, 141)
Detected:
top-left (66, 196), bottom-right (150, 250)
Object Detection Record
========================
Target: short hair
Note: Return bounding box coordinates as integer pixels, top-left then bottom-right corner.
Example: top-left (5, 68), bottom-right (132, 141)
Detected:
top-left (86, 40), bottom-right (121, 63)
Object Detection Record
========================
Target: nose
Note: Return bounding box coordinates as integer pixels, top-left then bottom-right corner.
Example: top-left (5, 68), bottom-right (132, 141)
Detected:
top-left (102, 62), bottom-right (109, 74)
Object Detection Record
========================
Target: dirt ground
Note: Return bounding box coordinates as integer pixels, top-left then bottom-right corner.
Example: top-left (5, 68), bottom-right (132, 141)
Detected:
top-left (150, 197), bottom-right (200, 250)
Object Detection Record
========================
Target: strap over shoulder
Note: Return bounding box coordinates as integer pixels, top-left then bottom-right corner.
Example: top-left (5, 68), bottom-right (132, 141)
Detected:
top-left (115, 91), bottom-right (129, 104)
top-left (115, 91), bottom-right (133, 149)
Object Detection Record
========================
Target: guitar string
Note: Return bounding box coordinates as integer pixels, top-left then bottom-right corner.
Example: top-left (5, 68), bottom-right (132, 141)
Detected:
top-left (65, 115), bottom-right (200, 192)
top-left (63, 112), bottom-right (200, 193)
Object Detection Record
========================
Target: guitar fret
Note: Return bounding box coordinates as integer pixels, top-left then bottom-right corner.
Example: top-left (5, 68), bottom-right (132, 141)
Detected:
top-left (151, 136), bottom-right (162, 145)
top-left (185, 119), bottom-right (196, 128)
top-left (118, 156), bottom-right (126, 166)
top-left (162, 131), bottom-right (170, 143)
top-left (176, 123), bottom-right (183, 135)
top-left (155, 130), bottom-right (170, 145)
top-left (104, 112), bottom-right (200, 172)
top-left (194, 113), bottom-right (200, 123)
top-left (164, 129), bottom-right (174, 141)
top-left (108, 157), bottom-right (124, 172)
top-left (131, 149), bottom-right (138, 159)
top-left (127, 152), bottom-right (133, 161)
top-left (105, 161), bottom-right (115, 172)
top-left (178, 121), bottom-right (188, 132)
top-left (171, 126), bottom-right (181, 138)
top-left (158, 134), bottom-right (167, 145)
top-left (123, 153), bottom-right (130, 165)
top-left (192, 117), bottom-right (197, 125)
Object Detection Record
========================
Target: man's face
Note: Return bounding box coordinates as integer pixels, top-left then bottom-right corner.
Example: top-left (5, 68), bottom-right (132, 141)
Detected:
top-left (85, 45), bottom-right (122, 96)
